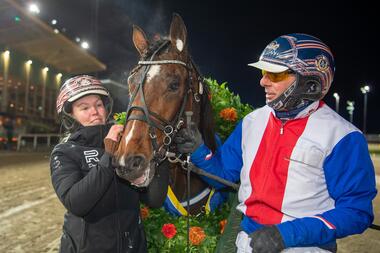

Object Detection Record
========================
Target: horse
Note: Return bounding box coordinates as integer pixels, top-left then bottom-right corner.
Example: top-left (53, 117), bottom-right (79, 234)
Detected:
top-left (112, 13), bottom-right (222, 215)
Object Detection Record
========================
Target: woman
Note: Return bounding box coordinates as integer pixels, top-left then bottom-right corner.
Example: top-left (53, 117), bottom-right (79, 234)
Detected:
top-left (51, 75), bottom-right (168, 253)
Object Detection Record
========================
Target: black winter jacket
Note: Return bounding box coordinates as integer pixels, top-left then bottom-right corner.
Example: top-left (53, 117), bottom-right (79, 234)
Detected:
top-left (50, 125), bottom-right (167, 253)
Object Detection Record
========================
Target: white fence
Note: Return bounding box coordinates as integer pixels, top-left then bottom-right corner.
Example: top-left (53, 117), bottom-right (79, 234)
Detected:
top-left (17, 134), bottom-right (61, 151)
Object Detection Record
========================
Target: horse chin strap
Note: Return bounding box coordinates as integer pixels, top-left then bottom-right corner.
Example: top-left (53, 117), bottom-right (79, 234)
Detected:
top-left (125, 41), bottom-right (203, 167)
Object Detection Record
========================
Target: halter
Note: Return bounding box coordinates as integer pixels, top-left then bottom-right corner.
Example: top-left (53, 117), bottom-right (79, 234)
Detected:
top-left (125, 40), bottom-right (202, 165)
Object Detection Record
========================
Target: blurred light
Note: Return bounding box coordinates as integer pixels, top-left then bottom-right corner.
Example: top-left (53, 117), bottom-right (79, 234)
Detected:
top-left (3, 50), bottom-right (10, 58)
top-left (28, 3), bottom-right (40, 14)
top-left (14, 16), bottom-right (21, 22)
top-left (26, 60), bottom-right (33, 65)
top-left (43, 67), bottom-right (49, 72)
top-left (75, 37), bottom-right (81, 42)
top-left (51, 19), bottom-right (57, 25)
top-left (333, 92), bottom-right (340, 99)
top-left (360, 85), bottom-right (370, 94)
top-left (81, 41), bottom-right (89, 49)
top-left (54, 29), bottom-right (59, 34)
top-left (56, 73), bottom-right (63, 86)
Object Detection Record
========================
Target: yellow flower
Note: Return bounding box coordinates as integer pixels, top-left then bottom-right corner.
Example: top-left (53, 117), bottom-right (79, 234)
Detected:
top-left (140, 206), bottom-right (149, 220)
top-left (220, 219), bottom-right (227, 234)
top-left (189, 226), bottom-right (206, 245)
top-left (219, 107), bottom-right (238, 122)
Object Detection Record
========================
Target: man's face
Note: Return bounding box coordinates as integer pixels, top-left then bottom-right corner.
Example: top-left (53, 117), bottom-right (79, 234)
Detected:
top-left (259, 70), bottom-right (296, 103)
top-left (71, 94), bottom-right (107, 126)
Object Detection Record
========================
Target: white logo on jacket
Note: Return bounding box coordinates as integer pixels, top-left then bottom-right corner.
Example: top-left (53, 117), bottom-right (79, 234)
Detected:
top-left (84, 150), bottom-right (99, 168)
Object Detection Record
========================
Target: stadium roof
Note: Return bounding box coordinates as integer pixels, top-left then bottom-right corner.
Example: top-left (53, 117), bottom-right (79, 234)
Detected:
top-left (0, 0), bottom-right (106, 74)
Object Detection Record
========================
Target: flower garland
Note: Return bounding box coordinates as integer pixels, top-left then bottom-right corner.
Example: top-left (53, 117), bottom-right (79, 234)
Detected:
top-left (140, 202), bottom-right (230, 252)
top-left (204, 78), bottom-right (253, 141)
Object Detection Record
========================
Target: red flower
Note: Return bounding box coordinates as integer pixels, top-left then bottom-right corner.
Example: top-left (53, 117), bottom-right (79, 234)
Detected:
top-left (219, 107), bottom-right (238, 122)
top-left (189, 226), bottom-right (206, 245)
top-left (161, 223), bottom-right (177, 239)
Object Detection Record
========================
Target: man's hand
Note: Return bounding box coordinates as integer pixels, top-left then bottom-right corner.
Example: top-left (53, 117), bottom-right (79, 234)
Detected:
top-left (249, 226), bottom-right (285, 253)
top-left (174, 123), bottom-right (203, 154)
top-left (104, 124), bottom-right (124, 154)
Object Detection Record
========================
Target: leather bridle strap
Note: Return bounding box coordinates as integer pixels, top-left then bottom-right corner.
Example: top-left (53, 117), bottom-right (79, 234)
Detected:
top-left (125, 40), bottom-right (195, 162)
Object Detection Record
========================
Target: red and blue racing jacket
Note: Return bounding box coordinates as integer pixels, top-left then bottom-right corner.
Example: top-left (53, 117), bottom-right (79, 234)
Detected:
top-left (191, 101), bottom-right (377, 249)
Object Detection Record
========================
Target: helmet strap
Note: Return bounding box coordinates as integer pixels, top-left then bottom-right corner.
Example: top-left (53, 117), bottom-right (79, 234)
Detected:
top-left (60, 94), bottom-right (114, 132)
top-left (267, 74), bottom-right (323, 112)
top-left (61, 109), bottom-right (82, 133)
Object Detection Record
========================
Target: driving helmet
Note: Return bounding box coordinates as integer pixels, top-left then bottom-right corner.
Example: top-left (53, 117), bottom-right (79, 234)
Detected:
top-left (248, 33), bottom-right (335, 110)
top-left (56, 75), bottom-right (111, 114)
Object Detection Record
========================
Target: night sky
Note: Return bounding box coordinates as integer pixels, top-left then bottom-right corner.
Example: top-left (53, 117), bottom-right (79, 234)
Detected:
top-left (37, 0), bottom-right (379, 133)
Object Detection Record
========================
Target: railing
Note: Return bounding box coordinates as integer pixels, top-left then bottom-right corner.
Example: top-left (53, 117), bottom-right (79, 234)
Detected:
top-left (16, 133), bottom-right (61, 151)
top-left (366, 134), bottom-right (380, 143)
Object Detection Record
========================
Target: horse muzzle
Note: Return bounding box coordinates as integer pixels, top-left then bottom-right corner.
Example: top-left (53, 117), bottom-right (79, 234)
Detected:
top-left (113, 154), bottom-right (155, 187)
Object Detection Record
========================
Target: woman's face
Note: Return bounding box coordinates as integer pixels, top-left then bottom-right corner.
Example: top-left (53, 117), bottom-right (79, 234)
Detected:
top-left (71, 94), bottom-right (107, 126)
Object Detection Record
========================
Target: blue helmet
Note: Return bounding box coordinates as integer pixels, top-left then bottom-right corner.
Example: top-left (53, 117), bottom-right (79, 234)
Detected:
top-left (249, 33), bottom-right (335, 110)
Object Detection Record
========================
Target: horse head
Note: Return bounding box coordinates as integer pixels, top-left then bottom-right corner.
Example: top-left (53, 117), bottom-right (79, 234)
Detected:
top-left (113, 14), bottom-right (216, 187)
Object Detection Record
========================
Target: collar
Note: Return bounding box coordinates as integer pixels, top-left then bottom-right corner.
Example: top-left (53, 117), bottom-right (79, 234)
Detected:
top-left (270, 100), bottom-right (323, 120)
top-left (68, 124), bottom-right (111, 147)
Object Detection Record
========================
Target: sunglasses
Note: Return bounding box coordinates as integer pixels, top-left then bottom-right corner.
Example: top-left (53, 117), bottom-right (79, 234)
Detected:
top-left (261, 70), bottom-right (294, 82)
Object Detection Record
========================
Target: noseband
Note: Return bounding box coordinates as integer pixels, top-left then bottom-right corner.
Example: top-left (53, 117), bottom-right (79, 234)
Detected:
top-left (125, 40), bottom-right (203, 164)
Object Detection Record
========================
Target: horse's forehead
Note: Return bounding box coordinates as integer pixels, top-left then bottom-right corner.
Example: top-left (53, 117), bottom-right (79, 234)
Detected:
top-left (146, 65), bottom-right (161, 82)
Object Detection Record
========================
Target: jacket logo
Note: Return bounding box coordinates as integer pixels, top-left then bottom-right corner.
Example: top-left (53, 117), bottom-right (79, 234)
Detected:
top-left (84, 150), bottom-right (99, 168)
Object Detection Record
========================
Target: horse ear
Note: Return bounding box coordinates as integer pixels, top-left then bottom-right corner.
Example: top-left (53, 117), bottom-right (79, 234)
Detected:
top-left (169, 13), bottom-right (187, 52)
top-left (132, 25), bottom-right (149, 56)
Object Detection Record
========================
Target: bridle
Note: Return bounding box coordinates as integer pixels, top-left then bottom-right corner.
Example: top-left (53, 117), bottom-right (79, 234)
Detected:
top-left (125, 40), bottom-right (203, 165)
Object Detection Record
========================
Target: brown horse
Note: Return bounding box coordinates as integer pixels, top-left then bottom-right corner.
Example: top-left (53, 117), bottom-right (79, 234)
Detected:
top-left (112, 14), bottom-right (219, 215)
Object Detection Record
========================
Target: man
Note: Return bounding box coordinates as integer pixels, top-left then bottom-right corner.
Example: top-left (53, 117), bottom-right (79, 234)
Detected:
top-left (175, 33), bottom-right (377, 252)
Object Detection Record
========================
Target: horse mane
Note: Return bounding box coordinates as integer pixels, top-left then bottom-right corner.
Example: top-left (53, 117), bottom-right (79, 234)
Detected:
top-left (199, 81), bottom-right (217, 153)
top-left (142, 38), bottom-right (170, 60)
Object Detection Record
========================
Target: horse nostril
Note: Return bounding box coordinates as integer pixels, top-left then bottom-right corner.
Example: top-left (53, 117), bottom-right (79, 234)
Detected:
top-left (126, 155), bottom-right (146, 171)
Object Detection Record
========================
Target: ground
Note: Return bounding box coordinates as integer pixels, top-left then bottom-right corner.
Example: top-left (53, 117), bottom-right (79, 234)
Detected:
top-left (0, 151), bottom-right (379, 252)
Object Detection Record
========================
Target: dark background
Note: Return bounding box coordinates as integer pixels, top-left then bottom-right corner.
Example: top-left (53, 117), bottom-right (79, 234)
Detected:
top-left (36, 0), bottom-right (379, 133)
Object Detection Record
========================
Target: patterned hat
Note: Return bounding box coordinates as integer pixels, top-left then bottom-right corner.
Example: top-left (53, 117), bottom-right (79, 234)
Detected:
top-left (56, 75), bottom-right (110, 114)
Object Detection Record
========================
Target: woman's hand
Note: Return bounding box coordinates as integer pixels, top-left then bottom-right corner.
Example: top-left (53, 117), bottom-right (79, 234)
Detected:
top-left (104, 124), bottom-right (124, 154)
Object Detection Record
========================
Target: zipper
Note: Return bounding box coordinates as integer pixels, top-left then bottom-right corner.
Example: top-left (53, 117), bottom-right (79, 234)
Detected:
top-left (280, 121), bottom-right (285, 135)
top-left (79, 218), bottom-right (87, 250)
top-left (114, 176), bottom-right (122, 253)
top-left (125, 231), bottom-right (133, 251)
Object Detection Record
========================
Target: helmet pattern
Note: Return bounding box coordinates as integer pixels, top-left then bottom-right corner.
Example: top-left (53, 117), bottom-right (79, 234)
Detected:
top-left (56, 75), bottom-right (110, 114)
top-left (256, 33), bottom-right (335, 98)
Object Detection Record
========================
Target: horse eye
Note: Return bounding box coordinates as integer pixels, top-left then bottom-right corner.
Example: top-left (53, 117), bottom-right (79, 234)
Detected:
top-left (168, 81), bottom-right (180, 92)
